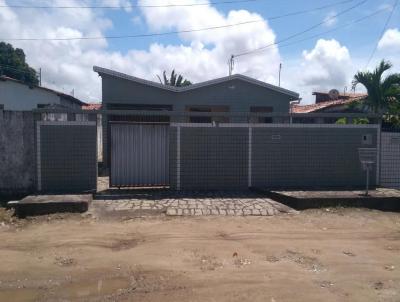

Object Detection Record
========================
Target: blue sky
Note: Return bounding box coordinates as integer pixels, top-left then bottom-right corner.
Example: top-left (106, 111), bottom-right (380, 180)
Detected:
top-left (105, 0), bottom-right (399, 58)
top-left (1, 0), bottom-right (399, 102)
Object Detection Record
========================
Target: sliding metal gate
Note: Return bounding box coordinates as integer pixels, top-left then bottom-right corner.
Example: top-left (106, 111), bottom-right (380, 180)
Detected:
top-left (110, 123), bottom-right (169, 187)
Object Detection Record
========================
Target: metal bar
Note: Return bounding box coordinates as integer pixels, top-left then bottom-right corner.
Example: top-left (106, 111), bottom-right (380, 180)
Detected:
top-left (36, 123), bottom-right (42, 192)
top-left (177, 126), bottom-right (181, 191)
top-left (170, 123), bottom-right (380, 129)
top-left (31, 108), bottom-right (382, 119)
top-left (248, 127), bottom-right (252, 188)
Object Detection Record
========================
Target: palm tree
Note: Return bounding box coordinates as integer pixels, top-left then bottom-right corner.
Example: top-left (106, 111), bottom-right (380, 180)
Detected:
top-left (352, 60), bottom-right (400, 114)
top-left (157, 70), bottom-right (192, 87)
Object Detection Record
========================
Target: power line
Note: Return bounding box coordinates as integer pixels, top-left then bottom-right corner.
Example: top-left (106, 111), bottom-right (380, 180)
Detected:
top-left (0, 0), bottom-right (361, 41)
top-left (277, 8), bottom-right (387, 50)
top-left (0, 0), bottom-right (261, 9)
top-left (233, 0), bottom-right (368, 58)
top-left (0, 8), bottom-right (385, 75)
top-left (0, 0), bottom-right (357, 9)
top-left (364, 0), bottom-right (399, 68)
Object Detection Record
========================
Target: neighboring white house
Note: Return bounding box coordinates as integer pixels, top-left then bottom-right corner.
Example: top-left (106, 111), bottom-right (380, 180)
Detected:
top-left (0, 76), bottom-right (85, 111)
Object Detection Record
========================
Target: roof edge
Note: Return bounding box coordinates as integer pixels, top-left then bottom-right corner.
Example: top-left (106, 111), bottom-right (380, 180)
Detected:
top-left (93, 66), bottom-right (299, 98)
top-left (0, 75), bottom-right (86, 106)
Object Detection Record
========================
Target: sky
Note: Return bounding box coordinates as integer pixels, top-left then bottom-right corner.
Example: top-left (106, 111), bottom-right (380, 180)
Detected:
top-left (0, 0), bottom-right (399, 104)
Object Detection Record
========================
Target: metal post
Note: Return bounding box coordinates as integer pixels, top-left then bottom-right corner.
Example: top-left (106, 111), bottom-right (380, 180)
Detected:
top-left (278, 63), bottom-right (282, 87)
top-left (228, 55), bottom-right (234, 76)
top-left (365, 167), bottom-right (370, 196)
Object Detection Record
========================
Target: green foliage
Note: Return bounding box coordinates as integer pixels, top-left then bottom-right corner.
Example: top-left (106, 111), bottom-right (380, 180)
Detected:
top-left (336, 117), bottom-right (370, 125)
top-left (157, 70), bottom-right (192, 87)
top-left (385, 101), bottom-right (400, 126)
top-left (336, 117), bottom-right (347, 125)
top-left (0, 42), bottom-right (39, 85)
top-left (352, 60), bottom-right (400, 114)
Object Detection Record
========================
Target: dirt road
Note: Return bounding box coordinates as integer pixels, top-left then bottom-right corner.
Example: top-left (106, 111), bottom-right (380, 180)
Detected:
top-left (0, 208), bottom-right (399, 301)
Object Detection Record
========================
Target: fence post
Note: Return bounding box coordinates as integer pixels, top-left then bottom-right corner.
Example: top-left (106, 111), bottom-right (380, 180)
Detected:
top-left (376, 121), bottom-right (381, 186)
top-left (177, 126), bottom-right (181, 191)
top-left (248, 126), bottom-right (252, 188)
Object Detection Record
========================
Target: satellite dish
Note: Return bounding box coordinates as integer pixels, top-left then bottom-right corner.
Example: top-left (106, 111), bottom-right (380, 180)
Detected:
top-left (328, 89), bottom-right (340, 100)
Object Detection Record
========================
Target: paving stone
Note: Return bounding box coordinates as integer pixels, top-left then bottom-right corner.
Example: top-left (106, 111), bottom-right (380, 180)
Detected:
top-left (211, 209), bottom-right (219, 215)
top-left (93, 191), bottom-right (295, 217)
top-left (166, 208), bottom-right (176, 216)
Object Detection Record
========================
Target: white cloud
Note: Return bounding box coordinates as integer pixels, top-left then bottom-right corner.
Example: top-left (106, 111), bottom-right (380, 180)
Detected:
top-left (378, 28), bottom-right (400, 51)
top-left (323, 11), bottom-right (337, 27)
top-left (100, 0), bottom-right (133, 12)
top-left (0, 0), bottom-right (283, 103)
top-left (281, 39), bottom-right (353, 104)
top-left (2, 0), bottom-right (368, 106)
top-left (301, 39), bottom-right (350, 88)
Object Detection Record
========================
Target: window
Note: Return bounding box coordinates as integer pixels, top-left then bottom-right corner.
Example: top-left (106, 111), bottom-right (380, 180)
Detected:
top-left (186, 106), bottom-right (230, 123)
top-left (107, 104), bottom-right (172, 111)
top-left (41, 113), bottom-right (68, 121)
top-left (249, 106), bottom-right (273, 123)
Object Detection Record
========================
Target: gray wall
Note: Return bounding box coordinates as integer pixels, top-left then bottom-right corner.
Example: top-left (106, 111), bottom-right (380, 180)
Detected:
top-left (38, 123), bottom-right (97, 193)
top-left (252, 127), bottom-right (377, 188)
top-left (101, 74), bottom-right (297, 167)
top-left (380, 132), bottom-right (400, 189)
top-left (170, 125), bottom-right (378, 190)
top-left (101, 75), bottom-right (293, 112)
top-left (0, 111), bottom-right (36, 195)
top-left (170, 127), bottom-right (248, 190)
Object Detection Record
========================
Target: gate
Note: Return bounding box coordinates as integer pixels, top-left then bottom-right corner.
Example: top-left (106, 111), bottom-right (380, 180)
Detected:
top-left (110, 123), bottom-right (169, 187)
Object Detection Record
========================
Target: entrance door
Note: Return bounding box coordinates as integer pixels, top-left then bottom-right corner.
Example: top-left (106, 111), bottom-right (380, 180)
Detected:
top-left (110, 123), bottom-right (169, 187)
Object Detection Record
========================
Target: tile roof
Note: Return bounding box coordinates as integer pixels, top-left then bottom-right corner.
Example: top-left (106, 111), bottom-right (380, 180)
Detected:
top-left (82, 103), bottom-right (102, 110)
top-left (292, 94), bottom-right (367, 113)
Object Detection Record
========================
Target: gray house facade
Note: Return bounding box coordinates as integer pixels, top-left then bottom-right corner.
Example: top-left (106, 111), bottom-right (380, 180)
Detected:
top-left (94, 66), bottom-right (300, 168)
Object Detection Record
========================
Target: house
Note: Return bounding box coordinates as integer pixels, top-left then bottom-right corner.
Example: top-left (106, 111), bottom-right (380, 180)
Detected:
top-left (0, 75), bottom-right (86, 111)
top-left (292, 91), bottom-right (367, 114)
top-left (93, 66), bottom-right (300, 168)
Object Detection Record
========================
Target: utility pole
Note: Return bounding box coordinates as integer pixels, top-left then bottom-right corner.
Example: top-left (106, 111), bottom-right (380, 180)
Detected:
top-left (278, 63), bottom-right (282, 87)
top-left (228, 55), bottom-right (234, 76)
top-left (39, 68), bottom-right (42, 86)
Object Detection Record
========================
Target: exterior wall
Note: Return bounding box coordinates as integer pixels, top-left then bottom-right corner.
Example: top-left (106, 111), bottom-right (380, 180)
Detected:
top-left (170, 127), bottom-right (248, 190)
top-left (380, 132), bottom-right (400, 189)
top-left (252, 126), bottom-right (377, 188)
top-left (170, 125), bottom-right (378, 190)
top-left (0, 80), bottom-right (61, 110)
top-left (101, 75), bottom-right (293, 112)
top-left (60, 97), bottom-right (83, 110)
top-left (100, 75), bottom-right (297, 168)
top-left (38, 122), bottom-right (97, 193)
top-left (0, 110), bottom-right (36, 194)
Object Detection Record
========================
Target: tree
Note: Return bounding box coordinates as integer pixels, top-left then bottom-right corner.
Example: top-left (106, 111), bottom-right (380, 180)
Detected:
top-left (157, 70), bottom-right (191, 87)
top-left (352, 60), bottom-right (400, 114)
top-left (0, 42), bottom-right (39, 86)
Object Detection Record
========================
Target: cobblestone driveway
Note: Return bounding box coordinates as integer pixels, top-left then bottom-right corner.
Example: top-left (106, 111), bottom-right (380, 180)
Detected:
top-left (93, 192), bottom-right (296, 216)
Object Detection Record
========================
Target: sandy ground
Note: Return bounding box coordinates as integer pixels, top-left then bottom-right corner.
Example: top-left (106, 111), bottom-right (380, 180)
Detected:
top-left (0, 207), bottom-right (399, 302)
